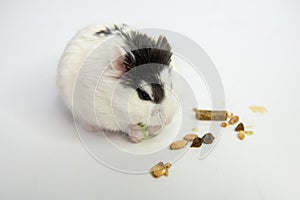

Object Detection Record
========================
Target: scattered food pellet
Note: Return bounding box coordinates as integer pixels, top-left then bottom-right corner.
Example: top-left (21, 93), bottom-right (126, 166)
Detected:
top-left (184, 134), bottom-right (199, 141)
top-left (238, 131), bottom-right (245, 140)
top-left (229, 115), bottom-right (239, 125)
top-left (191, 137), bottom-right (203, 148)
top-left (202, 133), bottom-right (215, 144)
top-left (193, 108), bottom-right (227, 121)
top-left (192, 127), bottom-right (198, 132)
top-left (235, 123), bottom-right (244, 131)
top-left (221, 122), bottom-right (227, 127)
top-left (245, 125), bottom-right (254, 129)
top-left (170, 140), bottom-right (188, 150)
top-left (150, 106), bottom-right (257, 179)
top-left (249, 106), bottom-right (268, 113)
top-left (151, 162), bottom-right (172, 178)
top-left (245, 131), bottom-right (254, 136)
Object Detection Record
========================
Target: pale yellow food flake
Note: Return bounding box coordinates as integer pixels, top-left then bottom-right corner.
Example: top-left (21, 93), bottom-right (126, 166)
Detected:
top-left (192, 127), bottom-right (198, 132)
top-left (249, 106), bottom-right (268, 113)
top-left (245, 131), bottom-right (254, 136)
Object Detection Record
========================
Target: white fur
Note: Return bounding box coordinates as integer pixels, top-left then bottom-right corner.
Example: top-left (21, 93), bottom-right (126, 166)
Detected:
top-left (57, 24), bottom-right (178, 137)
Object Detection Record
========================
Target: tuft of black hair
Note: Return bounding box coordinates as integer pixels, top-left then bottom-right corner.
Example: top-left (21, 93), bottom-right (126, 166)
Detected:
top-left (120, 31), bottom-right (172, 71)
top-left (118, 30), bottom-right (173, 104)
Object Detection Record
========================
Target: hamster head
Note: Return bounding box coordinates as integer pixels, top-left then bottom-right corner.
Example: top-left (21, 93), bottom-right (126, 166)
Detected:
top-left (110, 30), bottom-right (178, 133)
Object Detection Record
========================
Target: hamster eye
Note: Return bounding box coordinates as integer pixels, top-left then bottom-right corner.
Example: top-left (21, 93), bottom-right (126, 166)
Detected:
top-left (136, 88), bottom-right (152, 101)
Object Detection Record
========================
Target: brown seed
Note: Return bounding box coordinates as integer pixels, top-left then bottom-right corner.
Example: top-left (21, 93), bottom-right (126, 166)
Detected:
top-left (184, 134), bottom-right (199, 141)
top-left (238, 131), bottom-right (245, 140)
top-left (229, 116), bottom-right (239, 125)
top-left (191, 137), bottom-right (203, 148)
top-left (170, 140), bottom-right (188, 150)
top-left (235, 123), bottom-right (244, 131)
top-left (221, 122), bottom-right (227, 127)
top-left (202, 133), bottom-right (215, 144)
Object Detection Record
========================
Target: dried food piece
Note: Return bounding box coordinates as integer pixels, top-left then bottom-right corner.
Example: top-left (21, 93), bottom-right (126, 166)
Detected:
top-left (191, 137), bottom-right (203, 148)
top-left (249, 106), bottom-right (268, 113)
top-left (245, 131), bottom-right (254, 136)
top-left (192, 127), bottom-right (198, 132)
top-left (193, 108), bottom-right (227, 121)
top-left (235, 123), bottom-right (244, 131)
top-left (202, 133), bottom-right (215, 144)
top-left (183, 134), bottom-right (199, 141)
top-left (151, 162), bottom-right (164, 171)
top-left (238, 131), bottom-right (245, 140)
top-left (229, 116), bottom-right (239, 125)
top-left (221, 122), bottom-right (227, 127)
top-left (151, 162), bottom-right (172, 178)
top-left (170, 140), bottom-right (188, 150)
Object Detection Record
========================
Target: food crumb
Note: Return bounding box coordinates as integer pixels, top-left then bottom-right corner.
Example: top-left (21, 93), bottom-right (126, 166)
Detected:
top-left (238, 131), bottom-right (245, 140)
top-left (192, 127), bottom-right (198, 132)
top-left (202, 133), bottom-right (215, 144)
top-left (229, 116), bottom-right (239, 125)
top-left (235, 123), bottom-right (244, 131)
top-left (183, 134), bottom-right (199, 141)
top-left (191, 137), bottom-right (203, 148)
top-left (221, 122), bottom-right (227, 127)
top-left (151, 162), bottom-right (172, 178)
top-left (249, 106), bottom-right (268, 113)
top-left (245, 131), bottom-right (254, 136)
top-left (170, 140), bottom-right (188, 150)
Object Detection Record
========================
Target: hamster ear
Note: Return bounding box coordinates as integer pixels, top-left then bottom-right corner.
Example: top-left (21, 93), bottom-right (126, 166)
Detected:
top-left (111, 47), bottom-right (127, 77)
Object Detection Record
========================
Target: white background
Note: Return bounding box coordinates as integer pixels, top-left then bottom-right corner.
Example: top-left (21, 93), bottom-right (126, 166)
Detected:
top-left (1, 0), bottom-right (300, 199)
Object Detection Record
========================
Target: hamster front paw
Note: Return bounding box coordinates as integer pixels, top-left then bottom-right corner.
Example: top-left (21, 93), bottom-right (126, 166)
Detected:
top-left (128, 124), bottom-right (163, 143)
top-left (128, 124), bottom-right (147, 143)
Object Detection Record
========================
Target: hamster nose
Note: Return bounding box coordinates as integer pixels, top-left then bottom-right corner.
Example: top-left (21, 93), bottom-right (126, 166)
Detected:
top-left (150, 105), bottom-right (167, 126)
top-left (148, 105), bottom-right (167, 137)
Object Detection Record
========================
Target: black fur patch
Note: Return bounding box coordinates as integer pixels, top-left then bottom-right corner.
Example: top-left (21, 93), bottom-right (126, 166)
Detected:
top-left (118, 30), bottom-right (172, 104)
top-left (121, 31), bottom-right (172, 71)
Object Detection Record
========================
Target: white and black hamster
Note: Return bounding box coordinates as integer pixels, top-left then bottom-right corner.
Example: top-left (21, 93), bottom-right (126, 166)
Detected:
top-left (57, 24), bottom-right (178, 142)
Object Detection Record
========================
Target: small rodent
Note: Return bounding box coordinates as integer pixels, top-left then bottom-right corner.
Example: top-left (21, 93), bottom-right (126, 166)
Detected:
top-left (57, 24), bottom-right (178, 142)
